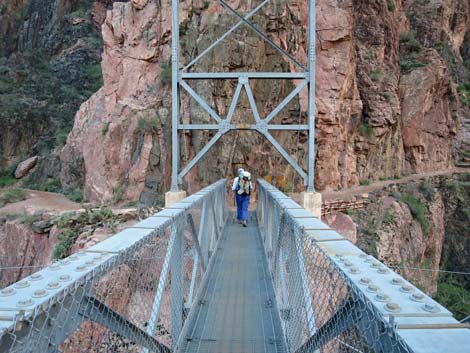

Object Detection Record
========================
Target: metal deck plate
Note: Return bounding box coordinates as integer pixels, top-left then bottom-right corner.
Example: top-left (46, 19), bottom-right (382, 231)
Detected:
top-left (181, 219), bottom-right (286, 353)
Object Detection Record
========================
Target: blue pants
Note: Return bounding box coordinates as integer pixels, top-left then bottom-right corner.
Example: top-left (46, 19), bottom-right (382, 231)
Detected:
top-left (235, 194), bottom-right (250, 221)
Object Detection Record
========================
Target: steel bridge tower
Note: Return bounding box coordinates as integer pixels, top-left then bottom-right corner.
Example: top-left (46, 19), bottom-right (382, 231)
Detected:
top-left (170, 0), bottom-right (317, 193)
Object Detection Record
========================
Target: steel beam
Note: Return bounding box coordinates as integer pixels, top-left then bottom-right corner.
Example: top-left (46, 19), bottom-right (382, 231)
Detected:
top-left (171, 223), bottom-right (184, 349)
top-left (260, 131), bottom-right (307, 182)
top-left (178, 131), bottom-right (223, 181)
top-left (294, 299), bottom-right (357, 353)
top-left (187, 214), bottom-right (207, 272)
top-left (181, 72), bottom-right (308, 79)
top-left (142, 226), bottom-right (177, 353)
top-left (171, 0), bottom-right (180, 191)
top-left (217, 0), bottom-right (306, 71)
top-left (226, 81), bottom-right (244, 122)
top-left (244, 81), bottom-right (262, 123)
top-left (265, 80), bottom-right (308, 124)
top-left (294, 235), bottom-right (316, 336)
top-left (178, 124), bottom-right (308, 130)
top-left (182, 0), bottom-right (269, 71)
top-left (307, 0), bottom-right (316, 192)
top-left (180, 80), bottom-right (223, 123)
top-left (80, 297), bottom-right (171, 353)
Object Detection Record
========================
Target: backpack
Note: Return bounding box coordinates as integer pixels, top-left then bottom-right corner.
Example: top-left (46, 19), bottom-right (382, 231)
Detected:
top-left (237, 171), bottom-right (252, 196)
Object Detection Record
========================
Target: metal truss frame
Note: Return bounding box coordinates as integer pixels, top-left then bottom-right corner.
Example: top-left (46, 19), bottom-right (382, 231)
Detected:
top-left (171, 0), bottom-right (316, 191)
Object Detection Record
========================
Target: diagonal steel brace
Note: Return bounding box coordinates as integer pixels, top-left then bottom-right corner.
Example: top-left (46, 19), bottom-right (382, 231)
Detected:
top-left (217, 0), bottom-right (306, 71)
top-left (80, 296), bottom-right (172, 353)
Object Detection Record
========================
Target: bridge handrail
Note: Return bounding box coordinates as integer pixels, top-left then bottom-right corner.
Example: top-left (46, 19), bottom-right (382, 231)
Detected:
top-left (0, 180), bottom-right (227, 353)
top-left (257, 179), bottom-right (470, 353)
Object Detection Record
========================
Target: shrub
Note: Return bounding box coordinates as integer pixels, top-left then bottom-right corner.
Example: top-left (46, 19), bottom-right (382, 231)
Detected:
top-left (370, 69), bottom-right (384, 82)
top-left (67, 188), bottom-right (85, 203)
top-left (457, 83), bottom-right (470, 107)
top-left (399, 57), bottom-right (426, 73)
top-left (0, 188), bottom-right (26, 207)
top-left (55, 130), bottom-right (70, 146)
top-left (418, 180), bottom-right (434, 201)
top-left (101, 122), bottom-right (110, 136)
top-left (359, 123), bottom-right (374, 139)
top-left (85, 64), bottom-right (102, 80)
top-left (400, 31), bottom-right (422, 53)
top-left (359, 179), bottom-right (371, 186)
top-left (43, 178), bottom-right (62, 193)
top-left (18, 214), bottom-right (41, 226)
top-left (137, 115), bottom-right (159, 133)
top-left (0, 175), bottom-right (16, 187)
top-left (382, 207), bottom-right (396, 225)
top-left (435, 276), bottom-right (470, 321)
top-left (387, 0), bottom-right (396, 12)
top-left (160, 65), bottom-right (172, 85)
top-left (400, 193), bottom-right (430, 233)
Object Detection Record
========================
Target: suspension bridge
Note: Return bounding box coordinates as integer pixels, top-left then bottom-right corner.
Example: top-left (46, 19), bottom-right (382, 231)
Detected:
top-left (1, 0), bottom-right (469, 351)
top-left (1, 179), bottom-right (469, 352)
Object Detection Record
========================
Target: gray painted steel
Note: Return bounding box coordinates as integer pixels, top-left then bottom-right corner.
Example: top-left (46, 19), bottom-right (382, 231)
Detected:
top-left (171, 0), bottom-right (318, 190)
top-left (180, 215), bottom-right (286, 353)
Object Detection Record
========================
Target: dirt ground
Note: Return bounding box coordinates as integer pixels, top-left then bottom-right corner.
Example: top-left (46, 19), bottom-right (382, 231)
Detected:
top-left (0, 189), bottom-right (81, 215)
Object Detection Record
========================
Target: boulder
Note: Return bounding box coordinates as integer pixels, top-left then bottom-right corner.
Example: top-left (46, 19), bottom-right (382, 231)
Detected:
top-left (14, 156), bottom-right (38, 179)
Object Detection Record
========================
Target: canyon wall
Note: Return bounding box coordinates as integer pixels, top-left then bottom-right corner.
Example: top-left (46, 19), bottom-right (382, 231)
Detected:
top-left (56, 0), bottom-right (469, 203)
top-left (346, 172), bottom-right (469, 295)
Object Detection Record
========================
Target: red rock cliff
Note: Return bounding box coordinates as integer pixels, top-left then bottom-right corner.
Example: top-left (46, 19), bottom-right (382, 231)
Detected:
top-left (60, 0), bottom-right (468, 202)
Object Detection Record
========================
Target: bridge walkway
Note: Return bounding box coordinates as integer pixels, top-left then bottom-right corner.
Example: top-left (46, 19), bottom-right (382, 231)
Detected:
top-left (181, 214), bottom-right (286, 353)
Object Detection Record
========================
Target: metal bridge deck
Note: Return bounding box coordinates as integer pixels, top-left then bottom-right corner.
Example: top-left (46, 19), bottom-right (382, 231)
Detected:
top-left (182, 215), bottom-right (286, 353)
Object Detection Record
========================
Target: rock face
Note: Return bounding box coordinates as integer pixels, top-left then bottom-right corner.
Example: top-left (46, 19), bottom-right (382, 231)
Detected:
top-left (0, 220), bottom-right (58, 287)
top-left (324, 212), bottom-right (357, 244)
top-left (14, 156), bottom-right (38, 178)
top-left (399, 49), bottom-right (460, 172)
top-left (59, 0), bottom-right (468, 203)
top-left (350, 173), bottom-right (468, 295)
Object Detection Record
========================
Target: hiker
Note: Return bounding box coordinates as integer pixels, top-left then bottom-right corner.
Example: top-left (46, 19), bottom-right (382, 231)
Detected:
top-left (232, 168), bottom-right (253, 227)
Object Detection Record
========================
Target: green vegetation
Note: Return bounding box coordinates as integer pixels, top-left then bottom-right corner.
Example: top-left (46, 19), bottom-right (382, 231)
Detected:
top-left (400, 192), bottom-right (430, 233)
top-left (85, 64), bottom-right (103, 92)
top-left (56, 130), bottom-right (70, 146)
top-left (382, 207), bottom-right (396, 226)
top-left (53, 207), bottom-right (123, 260)
top-left (399, 31), bottom-right (427, 73)
top-left (0, 160), bottom-right (21, 187)
top-left (359, 123), bottom-right (374, 139)
top-left (112, 183), bottom-right (126, 203)
top-left (418, 180), bottom-right (434, 201)
top-left (0, 175), bottom-right (16, 187)
top-left (435, 276), bottom-right (470, 321)
top-left (43, 178), bottom-right (62, 193)
top-left (102, 122), bottom-right (110, 136)
top-left (137, 115), bottom-right (159, 133)
top-left (66, 188), bottom-right (85, 203)
top-left (0, 189), bottom-right (26, 208)
top-left (457, 83), bottom-right (470, 107)
top-left (370, 69), bottom-right (384, 82)
top-left (0, 0), bottom-right (103, 159)
top-left (18, 214), bottom-right (41, 226)
top-left (359, 179), bottom-right (371, 186)
top-left (387, 0), bottom-right (396, 12)
top-left (160, 65), bottom-right (172, 85)
top-left (71, 0), bottom-right (93, 18)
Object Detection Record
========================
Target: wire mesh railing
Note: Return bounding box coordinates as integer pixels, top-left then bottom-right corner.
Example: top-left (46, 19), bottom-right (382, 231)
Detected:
top-left (0, 180), bottom-right (227, 353)
top-left (257, 179), bottom-right (470, 353)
